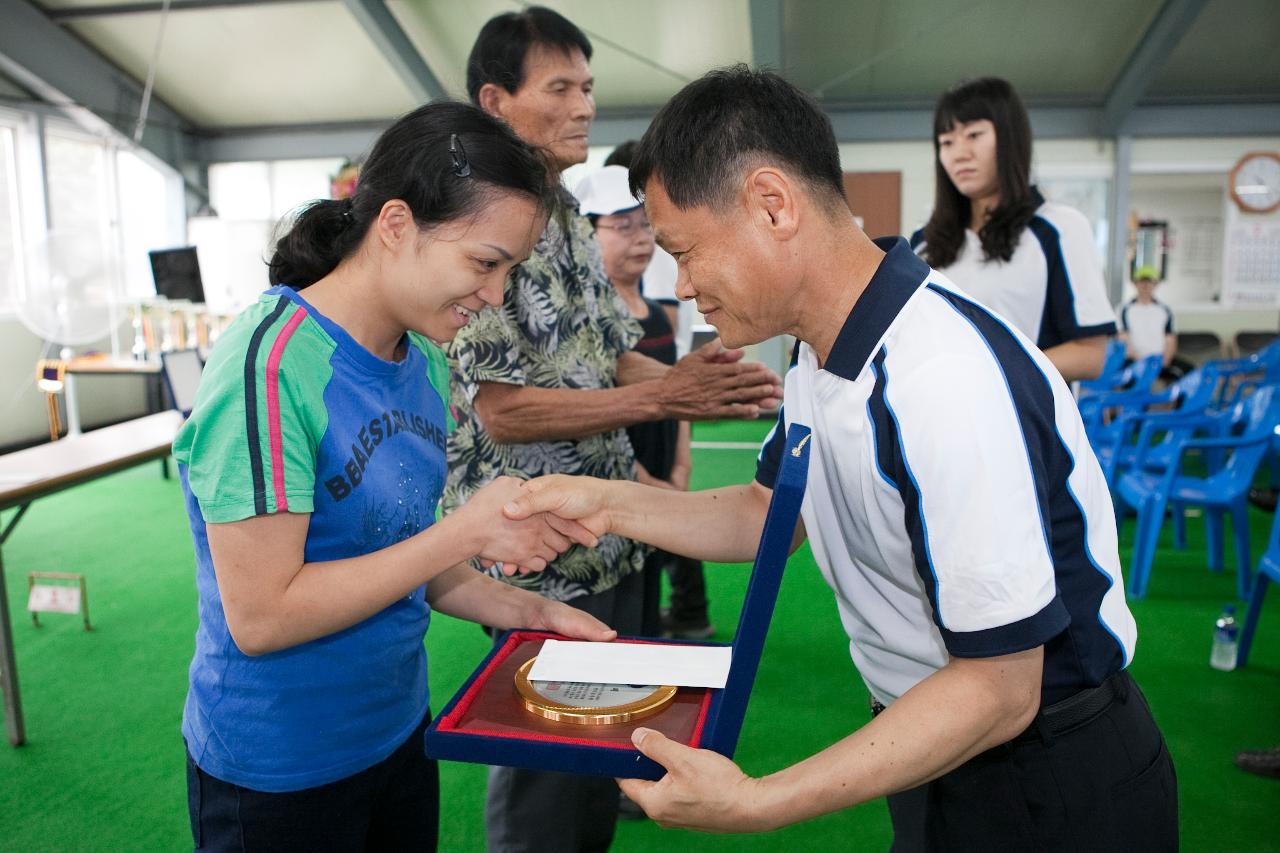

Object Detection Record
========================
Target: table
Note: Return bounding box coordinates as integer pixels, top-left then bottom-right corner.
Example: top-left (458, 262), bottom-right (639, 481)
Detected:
top-left (62, 357), bottom-right (161, 437)
top-left (0, 411), bottom-right (183, 746)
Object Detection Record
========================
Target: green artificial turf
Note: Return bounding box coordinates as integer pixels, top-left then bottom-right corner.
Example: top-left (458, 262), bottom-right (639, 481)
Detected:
top-left (1, 419), bottom-right (1277, 851)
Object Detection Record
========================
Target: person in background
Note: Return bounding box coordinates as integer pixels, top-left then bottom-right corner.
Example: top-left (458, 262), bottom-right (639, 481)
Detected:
top-left (602, 144), bottom-right (713, 641)
top-left (605, 141), bottom-right (693, 357)
top-left (911, 77), bottom-right (1116, 382)
top-left (1119, 265), bottom-right (1186, 380)
top-left (450, 9), bottom-right (782, 852)
top-left (575, 163), bottom-right (712, 641)
top-left (172, 102), bottom-right (612, 852)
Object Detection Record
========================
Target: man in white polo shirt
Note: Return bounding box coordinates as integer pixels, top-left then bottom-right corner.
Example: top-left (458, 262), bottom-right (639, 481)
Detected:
top-left (1119, 265), bottom-right (1180, 377)
top-left (504, 66), bottom-right (1177, 851)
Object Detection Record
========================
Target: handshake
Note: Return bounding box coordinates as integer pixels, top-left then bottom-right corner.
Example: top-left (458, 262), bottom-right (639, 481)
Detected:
top-left (456, 475), bottom-right (614, 577)
top-left (459, 340), bottom-right (783, 576)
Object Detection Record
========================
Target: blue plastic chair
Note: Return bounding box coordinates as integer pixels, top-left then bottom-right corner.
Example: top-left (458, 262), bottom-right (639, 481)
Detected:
top-left (1115, 385), bottom-right (1280, 599)
top-left (1094, 363), bottom-right (1227, 486)
top-left (1077, 354), bottom-right (1165, 444)
top-left (1077, 339), bottom-right (1128, 397)
top-left (1239, 452), bottom-right (1280, 667)
top-left (1216, 340), bottom-right (1280, 406)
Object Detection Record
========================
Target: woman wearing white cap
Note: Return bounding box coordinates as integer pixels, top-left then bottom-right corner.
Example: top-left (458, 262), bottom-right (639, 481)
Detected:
top-left (575, 165), bottom-right (713, 641)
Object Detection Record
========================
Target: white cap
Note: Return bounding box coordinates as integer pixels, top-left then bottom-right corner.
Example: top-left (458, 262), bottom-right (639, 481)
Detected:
top-left (573, 165), bottom-right (642, 216)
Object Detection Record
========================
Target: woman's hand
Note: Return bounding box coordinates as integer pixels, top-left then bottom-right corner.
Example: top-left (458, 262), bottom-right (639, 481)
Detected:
top-left (526, 596), bottom-right (617, 642)
top-left (460, 476), bottom-right (598, 575)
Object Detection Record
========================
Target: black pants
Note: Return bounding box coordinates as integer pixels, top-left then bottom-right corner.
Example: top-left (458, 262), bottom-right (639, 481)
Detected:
top-left (186, 710), bottom-right (439, 852)
top-left (639, 549), bottom-right (711, 636)
top-left (666, 554), bottom-right (709, 625)
top-left (485, 570), bottom-right (645, 853)
top-left (887, 672), bottom-right (1177, 853)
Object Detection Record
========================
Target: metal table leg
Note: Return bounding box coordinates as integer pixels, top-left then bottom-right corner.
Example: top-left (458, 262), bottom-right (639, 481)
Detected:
top-left (0, 503), bottom-right (31, 746)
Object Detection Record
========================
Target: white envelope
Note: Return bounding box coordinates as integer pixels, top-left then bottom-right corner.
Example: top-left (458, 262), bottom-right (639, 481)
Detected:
top-left (526, 640), bottom-right (732, 689)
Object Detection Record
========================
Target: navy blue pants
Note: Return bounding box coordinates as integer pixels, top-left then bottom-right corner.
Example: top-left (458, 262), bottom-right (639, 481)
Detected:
top-left (186, 711), bottom-right (438, 852)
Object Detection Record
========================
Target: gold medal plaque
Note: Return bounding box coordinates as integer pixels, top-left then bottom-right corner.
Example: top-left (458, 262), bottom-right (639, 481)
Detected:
top-left (514, 657), bottom-right (677, 726)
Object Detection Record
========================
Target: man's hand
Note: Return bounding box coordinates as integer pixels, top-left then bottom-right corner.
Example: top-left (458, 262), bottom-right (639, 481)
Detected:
top-left (502, 475), bottom-right (614, 542)
top-left (460, 476), bottom-right (598, 575)
top-left (658, 339), bottom-right (782, 421)
top-left (618, 728), bottom-right (773, 833)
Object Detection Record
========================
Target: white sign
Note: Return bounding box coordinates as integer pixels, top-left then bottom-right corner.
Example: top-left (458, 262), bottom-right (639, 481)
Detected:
top-left (28, 584), bottom-right (81, 615)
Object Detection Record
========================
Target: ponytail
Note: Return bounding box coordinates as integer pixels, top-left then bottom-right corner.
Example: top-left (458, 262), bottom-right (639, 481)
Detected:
top-left (268, 199), bottom-right (364, 289)
top-left (267, 101), bottom-right (554, 289)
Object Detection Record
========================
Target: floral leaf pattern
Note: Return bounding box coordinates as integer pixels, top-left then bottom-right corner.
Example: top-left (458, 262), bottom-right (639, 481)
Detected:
top-left (443, 193), bottom-right (647, 601)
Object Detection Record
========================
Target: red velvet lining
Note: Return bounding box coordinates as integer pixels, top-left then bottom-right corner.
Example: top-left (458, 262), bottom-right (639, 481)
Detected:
top-left (436, 631), bottom-right (714, 750)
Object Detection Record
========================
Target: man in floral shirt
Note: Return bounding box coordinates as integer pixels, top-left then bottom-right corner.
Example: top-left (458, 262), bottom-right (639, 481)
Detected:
top-left (446, 188), bottom-right (649, 602)
top-left (448, 8), bottom-right (782, 852)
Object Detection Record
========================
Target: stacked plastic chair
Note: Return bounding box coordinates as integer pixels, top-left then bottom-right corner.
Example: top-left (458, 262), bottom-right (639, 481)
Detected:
top-left (1114, 385), bottom-right (1280, 599)
top-left (1093, 363), bottom-right (1227, 489)
top-left (1077, 354), bottom-right (1165, 449)
top-left (1239, 442), bottom-right (1280, 668)
top-left (1216, 340), bottom-right (1280, 406)
top-left (1077, 338), bottom-right (1128, 399)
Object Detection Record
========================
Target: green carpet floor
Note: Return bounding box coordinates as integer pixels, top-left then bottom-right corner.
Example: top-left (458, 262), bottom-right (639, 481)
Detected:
top-left (1, 418), bottom-right (1278, 851)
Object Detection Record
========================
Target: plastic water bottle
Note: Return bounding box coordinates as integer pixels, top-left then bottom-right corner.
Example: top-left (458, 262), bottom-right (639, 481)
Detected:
top-left (1210, 604), bottom-right (1239, 671)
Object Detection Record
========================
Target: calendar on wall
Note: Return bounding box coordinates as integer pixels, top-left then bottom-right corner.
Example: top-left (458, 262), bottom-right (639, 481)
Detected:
top-left (1222, 220), bottom-right (1280, 307)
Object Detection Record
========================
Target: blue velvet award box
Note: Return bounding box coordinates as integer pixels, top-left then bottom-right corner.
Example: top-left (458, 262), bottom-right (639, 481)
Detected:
top-left (423, 423), bottom-right (811, 780)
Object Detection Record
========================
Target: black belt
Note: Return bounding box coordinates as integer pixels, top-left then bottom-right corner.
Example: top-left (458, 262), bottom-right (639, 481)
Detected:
top-left (869, 671), bottom-right (1129, 744)
top-left (1012, 671), bottom-right (1129, 744)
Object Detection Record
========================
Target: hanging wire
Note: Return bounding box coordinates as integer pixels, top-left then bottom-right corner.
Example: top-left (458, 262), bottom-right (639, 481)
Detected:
top-left (132, 0), bottom-right (174, 144)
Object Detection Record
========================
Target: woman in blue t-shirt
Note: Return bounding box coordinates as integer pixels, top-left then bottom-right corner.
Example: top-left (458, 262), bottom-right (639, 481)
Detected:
top-left (173, 102), bottom-right (613, 851)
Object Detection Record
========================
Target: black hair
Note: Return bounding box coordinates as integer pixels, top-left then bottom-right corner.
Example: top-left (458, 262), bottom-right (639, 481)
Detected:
top-left (604, 140), bottom-right (638, 169)
top-left (466, 6), bottom-right (593, 104)
top-left (921, 77), bottom-right (1038, 269)
top-left (268, 102), bottom-right (554, 289)
top-left (628, 65), bottom-right (845, 214)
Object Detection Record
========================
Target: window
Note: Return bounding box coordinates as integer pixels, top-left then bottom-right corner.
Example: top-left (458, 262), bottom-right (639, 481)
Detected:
top-left (1, 114), bottom-right (185, 324)
top-left (204, 157), bottom-right (345, 308)
top-left (117, 148), bottom-right (184, 299)
top-left (208, 157), bottom-right (345, 220)
top-left (0, 125), bottom-right (20, 311)
top-left (41, 126), bottom-right (116, 314)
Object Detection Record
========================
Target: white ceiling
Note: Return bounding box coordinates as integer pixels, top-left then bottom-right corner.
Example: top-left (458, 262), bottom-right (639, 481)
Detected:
top-left (16, 0), bottom-right (1280, 131)
top-left (67, 2), bottom-right (419, 126)
top-left (390, 0), bottom-right (752, 108)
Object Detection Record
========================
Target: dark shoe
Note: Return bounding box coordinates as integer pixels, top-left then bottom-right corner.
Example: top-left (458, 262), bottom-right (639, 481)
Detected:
top-left (1248, 488), bottom-right (1279, 513)
top-left (618, 791), bottom-right (649, 820)
top-left (1235, 747), bottom-right (1280, 779)
top-left (661, 612), bottom-right (716, 640)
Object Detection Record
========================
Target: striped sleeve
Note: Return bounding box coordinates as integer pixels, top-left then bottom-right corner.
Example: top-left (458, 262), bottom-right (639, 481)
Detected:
top-left (870, 337), bottom-right (1068, 657)
top-left (410, 332), bottom-right (456, 434)
top-left (1028, 205), bottom-right (1117, 349)
top-left (174, 296), bottom-right (335, 523)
